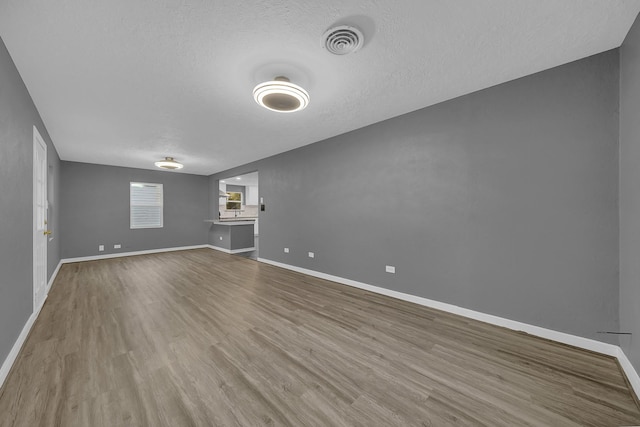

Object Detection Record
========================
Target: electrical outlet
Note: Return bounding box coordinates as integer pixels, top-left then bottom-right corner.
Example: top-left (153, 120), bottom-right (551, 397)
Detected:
top-left (284, 248), bottom-right (289, 253)
top-left (114, 244), bottom-right (121, 249)
top-left (98, 245), bottom-right (104, 251)
top-left (385, 265), bottom-right (396, 274)
top-left (219, 236), bottom-right (223, 241)
top-left (308, 252), bottom-right (315, 258)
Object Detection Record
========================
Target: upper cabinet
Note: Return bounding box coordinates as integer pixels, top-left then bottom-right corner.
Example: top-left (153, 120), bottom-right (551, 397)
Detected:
top-left (246, 185), bottom-right (259, 205)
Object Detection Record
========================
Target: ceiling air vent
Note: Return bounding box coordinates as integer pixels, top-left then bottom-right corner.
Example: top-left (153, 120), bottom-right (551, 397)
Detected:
top-left (322, 25), bottom-right (364, 55)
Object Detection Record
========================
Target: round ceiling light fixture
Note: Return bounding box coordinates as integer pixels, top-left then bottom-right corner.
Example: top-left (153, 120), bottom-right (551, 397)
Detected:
top-left (154, 157), bottom-right (183, 170)
top-left (253, 76), bottom-right (309, 113)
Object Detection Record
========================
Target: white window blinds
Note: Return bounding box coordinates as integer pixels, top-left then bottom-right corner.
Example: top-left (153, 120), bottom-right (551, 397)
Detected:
top-left (130, 182), bottom-right (163, 229)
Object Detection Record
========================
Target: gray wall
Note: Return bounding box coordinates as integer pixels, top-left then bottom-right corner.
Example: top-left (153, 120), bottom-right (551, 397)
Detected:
top-left (61, 162), bottom-right (209, 258)
top-left (0, 37), bottom-right (61, 364)
top-left (620, 14), bottom-right (640, 371)
top-left (211, 50), bottom-right (620, 343)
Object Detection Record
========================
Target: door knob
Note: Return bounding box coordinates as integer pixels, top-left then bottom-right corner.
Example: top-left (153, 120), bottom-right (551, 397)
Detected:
top-left (43, 230), bottom-right (52, 235)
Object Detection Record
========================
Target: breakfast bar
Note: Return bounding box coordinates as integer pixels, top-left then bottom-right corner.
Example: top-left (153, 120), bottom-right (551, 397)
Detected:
top-left (206, 219), bottom-right (256, 253)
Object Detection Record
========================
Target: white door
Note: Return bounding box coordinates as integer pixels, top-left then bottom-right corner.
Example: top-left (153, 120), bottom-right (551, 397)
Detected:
top-left (33, 126), bottom-right (48, 312)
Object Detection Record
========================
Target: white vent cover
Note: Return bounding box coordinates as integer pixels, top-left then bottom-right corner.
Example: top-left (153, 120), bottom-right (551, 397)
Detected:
top-left (322, 25), bottom-right (364, 55)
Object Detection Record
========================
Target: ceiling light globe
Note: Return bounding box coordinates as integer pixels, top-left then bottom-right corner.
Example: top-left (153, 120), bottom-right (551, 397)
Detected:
top-left (154, 157), bottom-right (184, 170)
top-left (253, 77), bottom-right (309, 113)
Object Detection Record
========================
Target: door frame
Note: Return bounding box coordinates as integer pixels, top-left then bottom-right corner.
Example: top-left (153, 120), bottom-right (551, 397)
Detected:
top-left (32, 125), bottom-right (47, 312)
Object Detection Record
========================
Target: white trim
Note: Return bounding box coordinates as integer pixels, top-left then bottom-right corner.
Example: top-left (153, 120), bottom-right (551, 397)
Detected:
top-left (257, 258), bottom-right (618, 357)
top-left (4, 249), bottom-right (638, 399)
top-left (33, 125), bottom-right (47, 313)
top-left (258, 258), bottom-right (640, 395)
top-left (46, 260), bottom-right (62, 293)
top-left (2, 245), bottom-right (207, 390)
top-left (206, 220), bottom-right (256, 226)
top-left (208, 245), bottom-right (255, 254)
top-left (208, 245), bottom-right (231, 254)
top-left (0, 292), bottom-right (47, 390)
top-left (256, 258), bottom-right (640, 397)
top-left (61, 245), bottom-right (208, 264)
top-left (129, 182), bottom-right (164, 229)
top-left (0, 256), bottom-right (65, 390)
top-left (231, 247), bottom-right (256, 254)
top-left (618, 348), bottom-right (640, 400)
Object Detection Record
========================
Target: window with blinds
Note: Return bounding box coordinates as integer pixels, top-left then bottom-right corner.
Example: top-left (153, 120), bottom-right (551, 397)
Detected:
top-left (130, 182), bottom-right (163, 229)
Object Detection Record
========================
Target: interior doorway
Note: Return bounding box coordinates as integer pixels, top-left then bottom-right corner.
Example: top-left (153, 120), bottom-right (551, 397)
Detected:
top-left (219, 171), bottom-right (259, 260)
top-left (33, 126), bottom-right (48, 312)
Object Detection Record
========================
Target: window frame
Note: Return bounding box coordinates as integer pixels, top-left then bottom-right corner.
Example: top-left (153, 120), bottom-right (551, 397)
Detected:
top-left (225, 191), bottom-right (242, 210)
top-left (130, 182), bottom-right (164, 229)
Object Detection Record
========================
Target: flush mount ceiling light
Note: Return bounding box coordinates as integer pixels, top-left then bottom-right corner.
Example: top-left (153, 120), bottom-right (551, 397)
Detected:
top-left (253, 76), bottom-right (309, 113)
top-left (154, 157), bottom-right (183, 170)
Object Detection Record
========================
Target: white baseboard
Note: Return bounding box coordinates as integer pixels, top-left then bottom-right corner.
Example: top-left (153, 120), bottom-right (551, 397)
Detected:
top-left (1, 245), bottom-right (208, 390)
top-left (257, 258), bottom-right (640, 397)
top-left (207, 245), bottom-right (256, 254)
top-left (46, 260), bottom-right (62, 294)
top-left (0, 258), bottom-right (64, 390)
top-left (256, 257), bottom-right (640, 400)
top-left (0, 291), bottom-right (48, 390)
top-left (257, 257), bottom-right (621, 359)
top-left (617, 347), bottom-right (640, 400)
top-left (61, 244), bottom-right (208, 264)
top-left (4, 250), bottom-right (638, 401)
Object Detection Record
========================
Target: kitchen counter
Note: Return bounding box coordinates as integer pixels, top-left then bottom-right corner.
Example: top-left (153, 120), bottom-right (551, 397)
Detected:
top-left (205, 219), bottom-right (256, 226)
top-left (206, 220), bottom-right (255, 253)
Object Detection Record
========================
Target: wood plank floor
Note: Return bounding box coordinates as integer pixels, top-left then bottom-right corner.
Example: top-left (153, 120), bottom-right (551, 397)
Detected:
top-left (0, 248), bottom-right (638, 426)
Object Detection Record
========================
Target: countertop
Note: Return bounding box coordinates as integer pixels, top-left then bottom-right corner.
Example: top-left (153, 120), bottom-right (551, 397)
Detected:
top-left (205, 219), bottom-right (256, 226)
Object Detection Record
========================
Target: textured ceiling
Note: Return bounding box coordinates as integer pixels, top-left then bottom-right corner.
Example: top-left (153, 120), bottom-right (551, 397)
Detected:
top-left (1, 1), bottom-right (639, 175)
